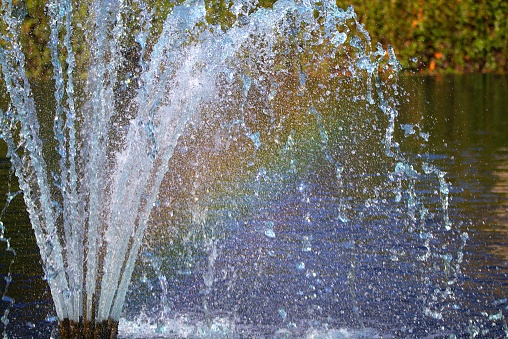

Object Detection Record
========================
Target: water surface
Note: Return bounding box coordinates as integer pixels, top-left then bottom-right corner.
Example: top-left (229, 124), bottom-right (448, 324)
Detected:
top-left (1, 74), bottom-right (507, 338)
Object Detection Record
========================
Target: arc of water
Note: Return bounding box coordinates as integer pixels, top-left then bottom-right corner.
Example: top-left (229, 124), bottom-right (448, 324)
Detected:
top-left (106, 5), bottom-right (299, 318)
top-left (99, 1), bottom-right (209, 320)
top-left (47, 0), bottom-right (82, 321)
top-left (83, 0), bottom-right (129, 321)
top-left (0, 0), bottom-right (70, 320)
top-left (111, 51), bottom-right (212, 320)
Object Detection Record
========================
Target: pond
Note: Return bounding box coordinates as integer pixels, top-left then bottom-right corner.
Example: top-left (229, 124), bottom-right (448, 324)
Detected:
top-left (1, 74), bottom-right (507, 338)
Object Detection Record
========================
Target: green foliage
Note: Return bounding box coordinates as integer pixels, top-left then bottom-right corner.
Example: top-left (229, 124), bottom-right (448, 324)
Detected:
top-left (338, 0), bottom-right (508, 73)
top-left (2, 0), bottom-right (507, 78)
top-left (20, 1), bottom-right (51, 78)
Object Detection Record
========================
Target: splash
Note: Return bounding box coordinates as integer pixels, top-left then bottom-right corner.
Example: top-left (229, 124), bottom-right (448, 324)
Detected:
top-left (0, 0), bottom-right (459, 337)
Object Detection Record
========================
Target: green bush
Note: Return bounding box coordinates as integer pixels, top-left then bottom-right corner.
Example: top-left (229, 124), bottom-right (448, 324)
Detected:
top-left (338, 0), bottom-right (508, 73)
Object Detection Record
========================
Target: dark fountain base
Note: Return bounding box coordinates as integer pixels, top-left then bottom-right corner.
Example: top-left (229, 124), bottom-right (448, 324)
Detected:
top-left (58, 319), bottom-right (119, 339)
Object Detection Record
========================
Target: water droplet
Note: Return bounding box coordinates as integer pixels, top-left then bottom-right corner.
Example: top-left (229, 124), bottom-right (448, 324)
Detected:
top-left (424, 308), bottom-right (443, 320)
top-left (331, 32), bottom-right (347, 46)
top-left (268, 89), bottom-right (277, 101)
top-left (140, 274), bottom-right (150, 284)
top-left (302, 236), bottom-right (312, 252)
top-left (298, 70), bottom-right (307, 87)
top-left (387, 45), bottom-right (402, 71)
top-left (45, 316), bottom-right (58, 323)
top-left (1, 296), bottom-right (14, 303)
top-left (350, 35), bottom-right (363, 51)
top-left (356, 56), bottom-right (373, 72)
top-left (265, 229), bottom-right (276, 239)
top-left (278, 308), bottom-right (287, 321)
top-left (493, 298), bottom-right (507, 306)
top-left (338, 214), bottom-right (349, 223)
top-left (298, 182), bottom-right (306, 192)
top-left (488, 311), bottom-right (503, 321)
top-left (249, 131), bottom-right (261, 150)
top-left (400, 124), bottom-right (416, 136)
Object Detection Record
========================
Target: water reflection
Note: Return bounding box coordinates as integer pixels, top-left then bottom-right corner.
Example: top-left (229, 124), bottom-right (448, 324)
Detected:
top-left (490, 147), bottom-right (508, 261)
top-left (400, 75), bottom-right (508, 336)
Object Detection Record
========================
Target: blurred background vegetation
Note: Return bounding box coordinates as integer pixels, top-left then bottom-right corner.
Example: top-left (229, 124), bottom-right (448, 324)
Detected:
top-left (339, 0), bottom-right (508, 74)
top-left (3, 0), bottom-right (508, 79)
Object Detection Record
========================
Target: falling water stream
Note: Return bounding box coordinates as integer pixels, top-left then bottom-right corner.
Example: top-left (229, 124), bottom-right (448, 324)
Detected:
top-left (0, 0), bottom-right (507, 337)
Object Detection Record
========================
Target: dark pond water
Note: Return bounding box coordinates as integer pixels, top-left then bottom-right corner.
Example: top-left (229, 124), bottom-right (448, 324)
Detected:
top-left (1, 74), bottom-right (507, 338)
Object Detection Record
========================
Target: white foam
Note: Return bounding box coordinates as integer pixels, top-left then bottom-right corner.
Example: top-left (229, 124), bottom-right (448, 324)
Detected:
top-left (119, 314), bottom-right (236, 338)
top-left (118, 314), bottom-right (382, 338)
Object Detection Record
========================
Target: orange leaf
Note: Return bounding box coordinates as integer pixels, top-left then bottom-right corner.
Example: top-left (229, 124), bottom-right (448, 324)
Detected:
top-left (429, 59), bottom-right (436, 71)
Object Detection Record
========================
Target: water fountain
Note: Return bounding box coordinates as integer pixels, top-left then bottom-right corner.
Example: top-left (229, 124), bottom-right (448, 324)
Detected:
top-left (0, 0), bottom-right (467, 337)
